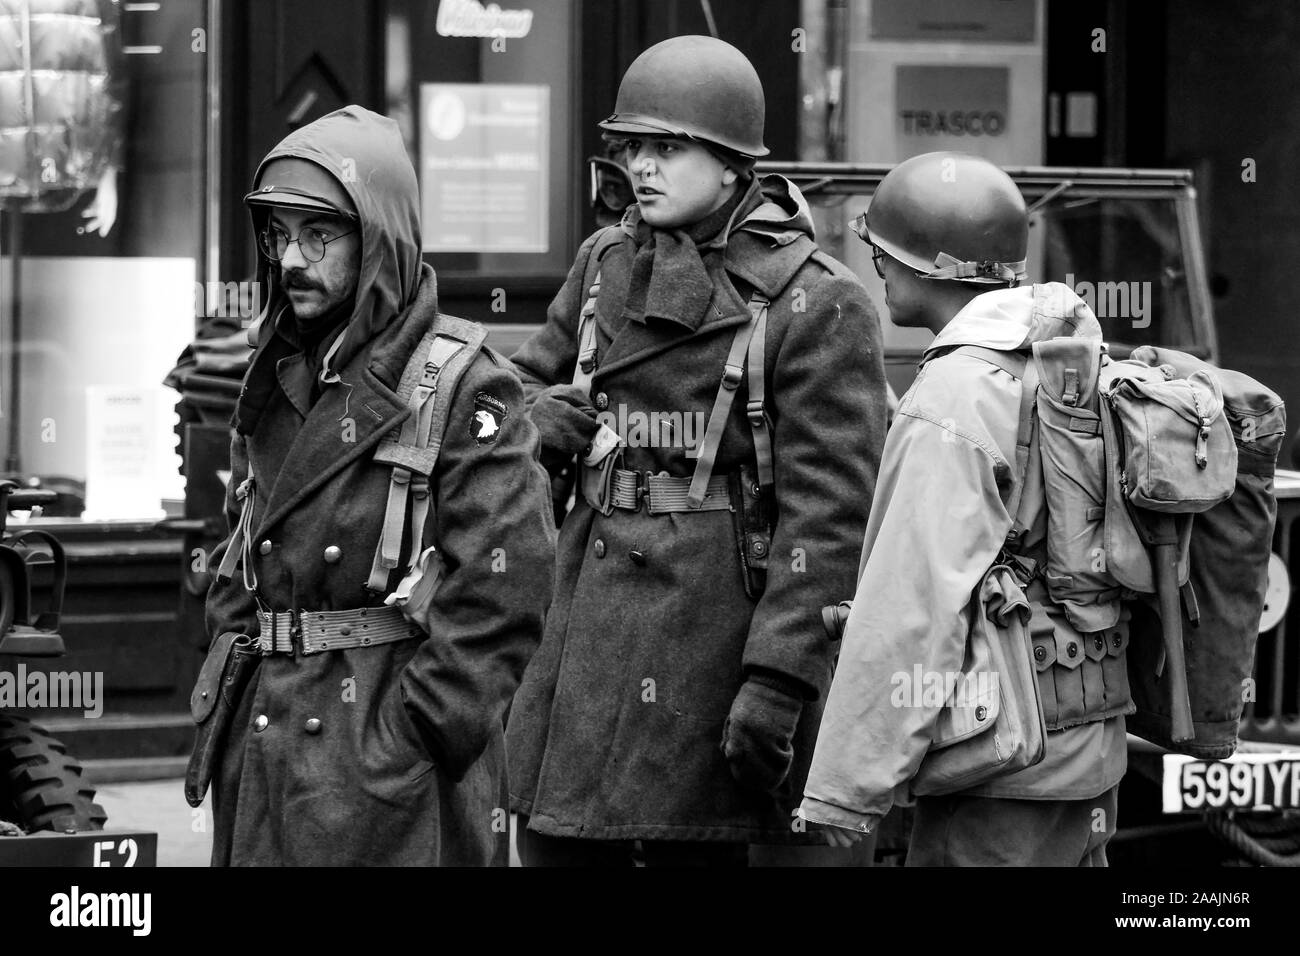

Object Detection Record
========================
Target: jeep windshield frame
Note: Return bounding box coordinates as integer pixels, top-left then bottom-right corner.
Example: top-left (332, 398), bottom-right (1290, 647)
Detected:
top-left (756, 162), bottom-right (1217, 395)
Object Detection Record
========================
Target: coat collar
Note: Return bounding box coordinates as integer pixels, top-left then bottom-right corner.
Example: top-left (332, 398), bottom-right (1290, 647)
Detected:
top-left (589, 176), bottom-right (817, 381)
top-left (248, 265), bottom-right (442, 537)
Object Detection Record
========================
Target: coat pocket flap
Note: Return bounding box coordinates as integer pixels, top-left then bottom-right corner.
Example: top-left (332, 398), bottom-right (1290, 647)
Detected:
top-left (191, 631), bottom-right (239, 723)
top-left (1084, 631), bottom-right (1108, 661)
top-left (1105, 624), bottom-right (1129, 657)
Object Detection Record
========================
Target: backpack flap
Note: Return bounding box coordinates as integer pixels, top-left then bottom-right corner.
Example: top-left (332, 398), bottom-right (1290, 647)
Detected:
top-left (1100, 360), bottom-right (1238, 514)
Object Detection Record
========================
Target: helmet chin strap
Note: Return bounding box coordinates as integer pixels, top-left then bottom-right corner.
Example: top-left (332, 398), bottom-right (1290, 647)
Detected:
top-left (925, 251), bottom-right (1027, 286)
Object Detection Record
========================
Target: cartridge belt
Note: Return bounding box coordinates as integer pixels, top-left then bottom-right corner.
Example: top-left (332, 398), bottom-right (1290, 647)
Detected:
top-left (256, 604), bottom-right (421, 655)
top-left (607, 468), bottom-right (732, 514)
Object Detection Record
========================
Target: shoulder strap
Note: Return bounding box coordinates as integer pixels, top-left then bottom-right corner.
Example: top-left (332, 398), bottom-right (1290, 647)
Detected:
top-left (572, 227), bottom-right (623, 396)
top-left (950, 345), bottom-right (1040, 541)
top-left (687, 292), bottom-right (770, 509)
top-left (367, 318), bottom-right (487, 593)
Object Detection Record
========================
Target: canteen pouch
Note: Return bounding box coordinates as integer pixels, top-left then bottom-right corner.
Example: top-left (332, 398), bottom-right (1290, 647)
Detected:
top-left (185, 632), bottom-right (260, 808)
top-left (1031, 339), bottom-right (1124, 633)
top-left (579, 423), bottom-right (622, 516)
top-left (911, 564), bottom-right (1047, 797)
top-left (1100, 361), bottom-right (1237, 514)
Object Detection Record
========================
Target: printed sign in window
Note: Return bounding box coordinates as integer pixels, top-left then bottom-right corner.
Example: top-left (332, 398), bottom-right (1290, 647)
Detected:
top-left (895, 65), bottom-right (1010, 147)
top-left (420, 82), bottom-right (549, 253)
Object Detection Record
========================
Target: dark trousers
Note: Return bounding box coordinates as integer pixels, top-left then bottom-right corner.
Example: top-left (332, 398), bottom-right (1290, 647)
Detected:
top-left (517, 823), bottom-right (748, 868)
top-left (906, 785), bottom-right (1119, 867)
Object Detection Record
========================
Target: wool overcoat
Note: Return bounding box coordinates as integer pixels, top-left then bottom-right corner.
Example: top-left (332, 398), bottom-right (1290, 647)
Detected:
top-left (506, 175), bottom-right (889, 841)
top-left (199, 107), bottom-right (556, 866)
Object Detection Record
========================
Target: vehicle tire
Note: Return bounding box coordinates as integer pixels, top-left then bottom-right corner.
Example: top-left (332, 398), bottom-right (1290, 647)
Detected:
top-left (0, 715), bottom-right (107, 833)
top-left (0, 559), bottom-right (15, 639)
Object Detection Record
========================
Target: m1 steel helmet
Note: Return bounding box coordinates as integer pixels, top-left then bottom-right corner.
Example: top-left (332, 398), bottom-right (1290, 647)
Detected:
top-left (244, 157), bottom-right (358, 219)
top-left (856, 152), bottom-right (1028, 285)
top-left (599, 35), bottom-right (768, 159)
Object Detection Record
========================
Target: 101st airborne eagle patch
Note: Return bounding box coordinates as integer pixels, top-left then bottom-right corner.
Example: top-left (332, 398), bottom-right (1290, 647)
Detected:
top-left (471, 392), bottom-right (508, 445)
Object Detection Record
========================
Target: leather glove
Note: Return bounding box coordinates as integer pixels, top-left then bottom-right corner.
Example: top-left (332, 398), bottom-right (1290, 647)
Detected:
top-left (530, 383), bottom-right (600, 456)
top-left (721, 673), bottom-right (806, 795)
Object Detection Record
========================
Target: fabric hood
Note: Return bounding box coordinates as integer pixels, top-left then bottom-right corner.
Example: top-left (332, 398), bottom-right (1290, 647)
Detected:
top-left (246, 105), bottom-right (423, 386)
top-left (925, 282), bottom-right (1103, 359)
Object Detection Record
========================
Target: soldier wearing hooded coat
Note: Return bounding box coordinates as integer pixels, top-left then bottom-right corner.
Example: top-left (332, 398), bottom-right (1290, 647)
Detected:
top-left (193, 106), bottom-right (556, 866)
top-left (506, 37), bottom-right (888, 863)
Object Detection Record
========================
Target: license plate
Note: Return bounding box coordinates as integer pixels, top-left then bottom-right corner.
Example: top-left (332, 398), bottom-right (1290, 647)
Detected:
top-left (0, 830), bottom-right (157, 867)
top-left (1162, 753), bottom-right (1300, 813)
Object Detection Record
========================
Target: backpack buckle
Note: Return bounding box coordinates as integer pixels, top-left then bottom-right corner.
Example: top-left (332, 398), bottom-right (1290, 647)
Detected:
top-left (722, 363), bottom-right (743, 390)
top-left (746, 399), bottom-right (765, 428)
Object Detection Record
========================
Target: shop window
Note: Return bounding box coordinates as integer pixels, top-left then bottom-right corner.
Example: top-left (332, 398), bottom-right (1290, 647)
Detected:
top-left (0, 0), bottom-right (211, 519)
top-left (385, 0), bottom-right (579, 281)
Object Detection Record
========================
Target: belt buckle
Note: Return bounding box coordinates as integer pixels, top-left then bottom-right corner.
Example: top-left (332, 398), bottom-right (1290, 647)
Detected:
top-left (635, 470), bottom-right (655, 512)
top-left (288, 608), bottom-right (303, 655)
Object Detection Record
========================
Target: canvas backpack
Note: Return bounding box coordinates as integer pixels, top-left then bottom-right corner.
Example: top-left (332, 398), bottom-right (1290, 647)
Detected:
top-left (955, 338), bottom-right (1284, 757)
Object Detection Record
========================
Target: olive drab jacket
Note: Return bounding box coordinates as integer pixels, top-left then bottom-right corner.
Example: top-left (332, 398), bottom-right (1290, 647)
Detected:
top-left (198, 107), bottom-right (556, 866)
top-left (800, 284), bottom-right (1129, 835)
top-left (506, 174), bottom-right (888, 841)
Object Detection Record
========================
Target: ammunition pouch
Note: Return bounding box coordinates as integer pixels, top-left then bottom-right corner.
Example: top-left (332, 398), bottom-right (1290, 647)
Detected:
top-left (1025, 580), bottom-right (1135, 731)
top-left (730, 464), bottom-right (773, 599)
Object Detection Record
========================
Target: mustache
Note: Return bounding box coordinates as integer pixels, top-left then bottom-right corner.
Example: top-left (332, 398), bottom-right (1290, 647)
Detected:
top-left (279, 271), bottom-right (320, 292)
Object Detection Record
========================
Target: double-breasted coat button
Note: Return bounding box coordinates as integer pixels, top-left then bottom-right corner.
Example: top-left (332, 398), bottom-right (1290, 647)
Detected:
top-left (304, 718), bottom-right (322, 735)
top-left (629, 549), bottom-right (646, 566)
top-left (323, 545), bottom-right (342, 563)
top-left (975, 705), bottom-right (988, 721)
top-left (259, 540), bottom-right (272, 555)
top-left (594, 392), bottom-right (610, 411)
top-left (594, 539), bottom-right (606, 558)
top-left (253, 715), bottom-right (269, 732)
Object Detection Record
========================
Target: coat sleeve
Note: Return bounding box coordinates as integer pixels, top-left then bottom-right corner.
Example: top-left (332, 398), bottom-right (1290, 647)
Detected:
top-left (203, 431), bottom-right (260, 648)
top-left (799, 401), bottom-right (1014, 831)
top-left (510, 229), bottom-right (604, 406)
top-left (739, 269), bottom-right (888, 696)
top-left (398, 352), bottom-right (558, 781)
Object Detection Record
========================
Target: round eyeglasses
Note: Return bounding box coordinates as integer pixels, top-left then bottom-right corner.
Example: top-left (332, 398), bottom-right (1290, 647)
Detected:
top-left (259, 224), bottom-right (356, 263)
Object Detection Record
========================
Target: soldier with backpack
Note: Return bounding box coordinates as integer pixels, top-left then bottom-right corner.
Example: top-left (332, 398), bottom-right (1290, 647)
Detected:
top-left (800, 151), bottom-right (1133, 866)
top-left (188, 106), bottom-right (556, 866)
top-left (505, 35), bottom-right (888, 866)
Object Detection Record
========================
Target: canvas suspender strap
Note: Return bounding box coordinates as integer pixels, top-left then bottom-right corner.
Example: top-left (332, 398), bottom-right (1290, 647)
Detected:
top-left (687, 292), bottom-right (770, 510)
top-left (950, 345), bottom-right (1040, 541)
top-left (215, 462), bottom-right (258, 591)
top-left (573, 270), bottom-right (601, 396)
top-left (746, 294), bottom-right (774, 494)
top-left (366, 322), bottom-right (486, 593)
top-left (571, 228), bottom-right (622, 397)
